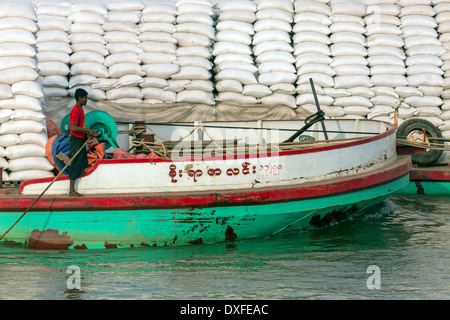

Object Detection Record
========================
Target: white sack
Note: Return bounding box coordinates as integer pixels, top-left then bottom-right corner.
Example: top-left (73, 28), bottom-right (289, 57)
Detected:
top-left (11, 81), bottom-right (44, 99)
top-left (0, 67), bottom-right (38, 85)
top-left (9, 170), bottom-right (54, 181)
top-left (8, 157), bottom-right (54, 172)
top-left (5, 144), bottom-right (45, 159)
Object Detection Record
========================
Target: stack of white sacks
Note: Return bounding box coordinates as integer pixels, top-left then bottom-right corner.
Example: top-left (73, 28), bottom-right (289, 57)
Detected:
top-left (436, 0), bottom-right (450, 139)
top-left (399, 0), bottom-right (444, 128)
top-left (214, 0), bottom-right (258, 106)
top-left (173, 0), bottom-right (215, 105)
top-left (254, 0), bottom-right (296, 109)
top-left (293, 0), bottom-right (335, 117)
top-left (103, 0), bottom-right (145, 103)
top-left (139, 1), bottom-right (178, 105)
top-left (68, 1), bottom-right (108, 101)
top-left (4, 0), bottom-right (450, 184)
top-left (0, 1), bottom-right (54, 182)
top-left (86, 1), bottom-right (116, 98)
top-left (329, 0), bottom-right (373, 120)
top-left (364, 0), bottom-right (405, 122)
top-left (36, 1), bottom-right (71, 99)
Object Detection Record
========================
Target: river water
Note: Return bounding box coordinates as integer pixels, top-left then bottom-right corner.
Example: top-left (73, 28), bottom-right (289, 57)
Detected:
top-left (0, 194), bottom-right (449, 301)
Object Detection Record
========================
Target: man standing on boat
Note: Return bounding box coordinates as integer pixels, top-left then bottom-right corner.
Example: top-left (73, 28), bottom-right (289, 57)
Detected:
top-left (69, 88), bottom-right (97, 197)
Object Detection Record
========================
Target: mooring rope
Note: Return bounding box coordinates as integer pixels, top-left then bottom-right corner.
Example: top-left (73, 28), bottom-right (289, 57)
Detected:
top-left (396, 138), bottom-right (450, 151)
top-left (129, 125), bottom-right (371, 158)
top-left (131, 123), bottom-right (450, 157)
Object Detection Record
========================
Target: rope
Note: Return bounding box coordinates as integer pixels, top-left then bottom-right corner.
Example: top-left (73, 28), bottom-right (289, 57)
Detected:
top-left (120, 121), bottom-right (381, 135)
top-left (396, 138), bottom-right (450, 152)
top-left (130, 138), bottom-right (168, 157)
top-left (129, 133), bottom-right (371, 158)
top-left (131, 123), bottom-right (196, 143)
top-left (132, 122), bottom-right (450, 157)
top-left (397, 136), bottom-right (450, 142)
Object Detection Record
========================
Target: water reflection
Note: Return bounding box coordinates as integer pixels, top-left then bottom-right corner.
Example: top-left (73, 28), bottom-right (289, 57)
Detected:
top-left (1, 195), bottom-right (449, 299)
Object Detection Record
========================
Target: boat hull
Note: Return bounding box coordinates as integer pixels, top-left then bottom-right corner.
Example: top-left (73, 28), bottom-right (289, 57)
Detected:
top-left (397, 166), bottom-right (450, 195)
top-left (0, 156), bottom-right (411, 249)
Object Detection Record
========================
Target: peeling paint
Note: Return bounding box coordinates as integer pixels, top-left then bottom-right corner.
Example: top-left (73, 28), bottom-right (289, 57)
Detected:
top-left (188, 238), bottom-right (203, 244)
top-left (29, 229), bottom-right (73, 250)
top-left (216, 217), bottom-right (230, 225)
top-left (309, 204), bottom-right (358, 228)
top-left (225, 226), bottom-right (237, 241)
top-left (309, 204), bottom-right (358, 227)
top-left (104, 241), bottom-right (117, 249)
top-left (184, 163), bottom-right (194, 172)
top-left (1, 240), bottom-right (22, 246)
top-left (198, 224), bottom-right (210, 233)
top-left (415, 181), bottom-right (424, 194)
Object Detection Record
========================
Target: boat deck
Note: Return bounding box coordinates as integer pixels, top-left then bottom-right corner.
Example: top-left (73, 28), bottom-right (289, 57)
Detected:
top-left (410, 163), bottom-right (450, 181)
top-left (0, 186), bottom-right (20, 197)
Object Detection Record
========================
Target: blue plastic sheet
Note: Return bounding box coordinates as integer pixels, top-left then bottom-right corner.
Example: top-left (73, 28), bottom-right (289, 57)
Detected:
top-left (51, 134), bottom-right (71, 175)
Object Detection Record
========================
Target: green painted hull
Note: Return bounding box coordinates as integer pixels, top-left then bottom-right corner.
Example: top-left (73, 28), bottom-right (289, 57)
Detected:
top-left (0, 175), bottom-right (409, 250)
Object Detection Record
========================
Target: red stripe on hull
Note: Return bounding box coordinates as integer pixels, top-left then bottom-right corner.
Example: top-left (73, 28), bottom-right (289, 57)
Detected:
top-left (410, 166), bottom-right (450, 182)
top-left (3, 156), bottom-right (411, 212)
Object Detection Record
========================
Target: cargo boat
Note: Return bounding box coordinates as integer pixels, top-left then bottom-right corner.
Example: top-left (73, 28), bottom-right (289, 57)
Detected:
top-left (0, 117), bottom-right (411, 249)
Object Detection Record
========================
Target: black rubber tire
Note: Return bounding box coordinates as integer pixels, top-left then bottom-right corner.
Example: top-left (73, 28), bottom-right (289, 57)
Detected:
top-left (397, 118), bottom-right (444, 166)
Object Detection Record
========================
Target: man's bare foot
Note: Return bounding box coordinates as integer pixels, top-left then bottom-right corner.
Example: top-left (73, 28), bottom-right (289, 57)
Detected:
top-left (69, 191), bottom-right (83, 197)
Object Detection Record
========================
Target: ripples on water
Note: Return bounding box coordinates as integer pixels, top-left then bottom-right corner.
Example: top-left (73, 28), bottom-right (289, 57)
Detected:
top-left (0, 195), bottom-right (449, 300)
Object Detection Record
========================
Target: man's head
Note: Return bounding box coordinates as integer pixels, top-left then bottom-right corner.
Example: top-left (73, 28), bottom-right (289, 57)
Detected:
top-left (75, 88), bottom-right (88, 106)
